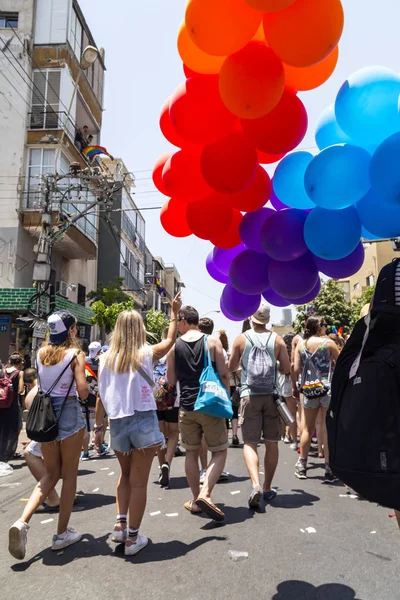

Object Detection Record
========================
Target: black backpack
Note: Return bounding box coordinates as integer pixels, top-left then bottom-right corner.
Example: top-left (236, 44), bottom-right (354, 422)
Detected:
top-left (328, 259), bottom-right (400, 509)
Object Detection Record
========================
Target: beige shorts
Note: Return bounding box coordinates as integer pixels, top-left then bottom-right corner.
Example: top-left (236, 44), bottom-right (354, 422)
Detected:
top-left (239, 394), bottom-right (281, 444)
top-left (179, 409), bottom-right (229, 452)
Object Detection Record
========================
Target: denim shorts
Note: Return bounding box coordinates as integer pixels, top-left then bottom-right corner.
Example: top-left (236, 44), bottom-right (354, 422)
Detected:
top-left (51, 396), bottom-right (86, 442)
top-left (110, 410), bottom-right (164, 453)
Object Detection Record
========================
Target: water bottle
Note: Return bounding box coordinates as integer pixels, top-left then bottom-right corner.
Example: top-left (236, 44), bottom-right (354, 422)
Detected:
top-left (275, 396), bottom-right (295, 426)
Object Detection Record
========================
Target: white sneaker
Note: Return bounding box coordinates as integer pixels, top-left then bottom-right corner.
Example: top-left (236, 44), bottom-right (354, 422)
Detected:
top-left (51, 527), bottom-right (82, 551)
top-left (124, 535), bottom-right (148, 556)
top-left (199, 469), bottom-right (206, 485)
top-left (290, 442), bottom-right (299, 451)
top-left (9, 520), bottom-right (29, 560)
top-left (111, 528), bottom-right (127, 543)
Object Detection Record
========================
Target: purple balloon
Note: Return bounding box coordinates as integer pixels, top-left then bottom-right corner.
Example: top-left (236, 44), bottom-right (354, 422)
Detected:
top-left (288, 278), bottom-right (321, 304)
top-left (312, 242), bottom-right (365, 279)
top-left (260, 209), bottom-right (308, 262)
top-left (239, 207), bottom-right (275, 253)
top-left (229, 250), bottom-right (270, 295)
top-left (206, 251), bottom-right (229, 284)
top-left (269, 255), bottom-right (319, 299)
top-left (262, 288), bottom-right (291, 308)
top-left (269, 190), bottom-right (288, 211)
top-left (221, 283), bottom-right (261, 320)
top-left (213, 243), bottom-right (246, 276)
top-left (220, 302), bottom-right (243, 322)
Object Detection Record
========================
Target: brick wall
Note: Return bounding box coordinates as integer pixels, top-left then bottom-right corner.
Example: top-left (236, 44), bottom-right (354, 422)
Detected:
top-left (0, 288), bottom-right (93, 325)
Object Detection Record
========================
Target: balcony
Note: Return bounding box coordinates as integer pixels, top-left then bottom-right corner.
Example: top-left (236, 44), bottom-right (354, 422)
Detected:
top-left (121, 212), bottom-right (145, 256)
top-left (120, 264), bottom-right (145, 300)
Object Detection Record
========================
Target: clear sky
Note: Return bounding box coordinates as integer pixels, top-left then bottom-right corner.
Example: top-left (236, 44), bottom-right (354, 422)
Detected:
top-left (79, 0), bottom-right (400, 346)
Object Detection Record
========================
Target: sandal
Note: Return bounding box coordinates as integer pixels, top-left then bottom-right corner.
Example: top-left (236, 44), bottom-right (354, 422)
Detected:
top-left (184, 500), bottom-right (202, 514)
top-left (195, 498), bottom-right (225, 521)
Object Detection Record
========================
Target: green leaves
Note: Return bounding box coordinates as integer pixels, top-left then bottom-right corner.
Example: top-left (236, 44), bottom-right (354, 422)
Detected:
top-left (91, 298), bottom-right (135, 334)
top-left (294, 279), bottom-right (353, 334)
top-left (87, 277), bottom-right (130, 306)
top-left (144, 308), bottom-right (170, 344)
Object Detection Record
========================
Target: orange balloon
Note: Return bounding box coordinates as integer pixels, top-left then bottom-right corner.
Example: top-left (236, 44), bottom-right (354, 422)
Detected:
top-left (252, 23), bottom-right (267, 43)
top-left (177, 23), bottom-right (225, 75)
top-left (219, 42), bottom-right (285, 119)
top-left (185, 0), bottom-right (261, 57)
top-left (284, 46), bottom-right (339, 91)
top-left (263, 0), bottom-right (344, 68)
top-left (245, 0), bottom-right (297, 11)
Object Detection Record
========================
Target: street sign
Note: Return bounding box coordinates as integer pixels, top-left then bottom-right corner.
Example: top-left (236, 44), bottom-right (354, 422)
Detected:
top-left (0, 316), bottom-right (10, 333)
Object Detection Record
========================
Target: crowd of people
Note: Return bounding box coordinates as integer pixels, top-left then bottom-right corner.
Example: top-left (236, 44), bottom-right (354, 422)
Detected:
top-left (4, 261), bottom-right (400, 560)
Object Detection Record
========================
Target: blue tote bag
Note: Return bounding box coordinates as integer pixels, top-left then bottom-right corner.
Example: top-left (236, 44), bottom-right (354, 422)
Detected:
top-left (194, 336), bottom-right (233, 420)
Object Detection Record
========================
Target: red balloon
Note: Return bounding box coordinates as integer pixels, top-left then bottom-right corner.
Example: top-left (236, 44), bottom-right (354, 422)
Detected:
top-left (257, 149), bottom-right (286, 164)
top-left (169, 77), bottom-right (237, 145)
top-left (152, 152), bottom-right (173, 195)
top-left (211, 209), bottom-right (243, 248)
top-left (160, 97), bottom-right (194, 149)
top-left (162, 149), bottom-right (212, 203)
top-left (201, 130), bottom-right (258, 193)
top-left (226, 166), bottom-right (271, 211)
top-left (160, 198), bottom-right (192, 238)
top-left (241, 89), bottom-right (308, 155)
top-left (186, 194), bottom-right (233, 240)
top-left (183, 64), bottom-right (200, 78)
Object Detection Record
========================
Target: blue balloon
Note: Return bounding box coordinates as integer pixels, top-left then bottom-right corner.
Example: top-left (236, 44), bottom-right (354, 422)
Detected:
top-left (273, 152), bottom-right (316, 210)
top-left (304, 206), bottom-right (361, 260)
top-left (361, 226), bottom-right (380, 241)
top-left (304, 144), bottom-right (371, 210)
top-left (315, 104), bottom-right (352, 151)
top-left (357, 189), bottom-right (400, 238)
top-left (335, 67), bottom-right (400, 146)
top-left (370, 132), bottom-right (400, 204)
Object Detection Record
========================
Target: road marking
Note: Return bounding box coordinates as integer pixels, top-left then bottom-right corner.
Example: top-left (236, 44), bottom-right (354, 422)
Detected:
top-left (0, 482), bottom-right (21, 488)
top-left (101, 467), bottom-right (109, 471)
top-left (305, 527), bottom-right (316, 534)
top-left (370, 531), bottom-right (377, 534)
top-left (231, 490), bottom-right (241, 495)
top-left (150, 511), bottom-right (161, 516)
top-left (20, 498), bottom-right (29, 502)
top-left (165, 513), bottom-right (179, 517)
top-left (92, 488), bottom-right (100, 492)
top-left (41, 518), bottom-right (54, 524)
top-left (108, 472), bottom-right (115, 476)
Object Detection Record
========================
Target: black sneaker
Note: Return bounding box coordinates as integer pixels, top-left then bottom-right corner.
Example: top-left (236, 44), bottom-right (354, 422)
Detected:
top-left (295, 460), bottom-right (307, 479)
top-left (324, 468), bottom-right (338, 483)
top-left (159, 463), bottom-right (170, 487)
top-left (231, 435), bottom-right (240, 447)
top-left (174, 446), bottom-right (184, 457)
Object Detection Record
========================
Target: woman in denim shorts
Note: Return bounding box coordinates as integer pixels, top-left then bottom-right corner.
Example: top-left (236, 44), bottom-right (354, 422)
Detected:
top-left (96, 292), bottom-right (182, 557)
top-left (9, 311), bottom-right (89, 561)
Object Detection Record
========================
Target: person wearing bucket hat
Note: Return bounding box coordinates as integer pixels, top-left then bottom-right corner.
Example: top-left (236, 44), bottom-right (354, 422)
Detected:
top-left (9, 310), bottom-right (88, 561)
top-left (229, 304), bottom-right (291, 510)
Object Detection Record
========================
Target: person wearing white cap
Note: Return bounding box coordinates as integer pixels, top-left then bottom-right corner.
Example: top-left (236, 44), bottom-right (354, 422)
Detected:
top-left (229, 304), bottom-right (290, 510)
top-left (9, 310), bottom-right (89, 560)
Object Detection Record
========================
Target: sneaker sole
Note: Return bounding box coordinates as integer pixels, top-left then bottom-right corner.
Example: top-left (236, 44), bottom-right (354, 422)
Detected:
top-left (294, 472), bottom-right (307, 480)
top-left (51, 534), bottom-right (82, 551)
top-left (9, 526), bottom-right (25, 560)
top-left (159, 465), bottom-right (170, 487)
top-left (248, 490), bottom-right (262, 509)
top-left (111, 532), bottom-right (127, 543)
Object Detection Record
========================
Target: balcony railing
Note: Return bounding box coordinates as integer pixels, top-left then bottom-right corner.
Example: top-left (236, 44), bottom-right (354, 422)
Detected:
top-left (121, 212), bottom-right (145, 255)
top-left (120, 264), bottom-right (145, 299)
top-left (28, 110), bottom-right (77, 143)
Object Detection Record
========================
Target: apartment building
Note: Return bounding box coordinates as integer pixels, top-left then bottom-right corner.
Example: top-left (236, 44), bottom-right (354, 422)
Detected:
top-left (97, 158), bottom-right (147, 310)
top-left (144, 252), bottom-right (184, 318)
top-left (0, 0), bottom-right (106, 360)
top-left (338, 241), bottom-right (399, 303)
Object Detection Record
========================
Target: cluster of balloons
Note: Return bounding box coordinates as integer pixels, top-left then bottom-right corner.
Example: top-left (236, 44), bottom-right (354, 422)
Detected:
top-left (154, 0), bottom-right (346, 321)
top-left (206, 64), bottom-right (400, 321)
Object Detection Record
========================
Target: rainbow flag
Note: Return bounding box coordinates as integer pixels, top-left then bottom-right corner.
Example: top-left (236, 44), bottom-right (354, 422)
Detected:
top-left (83, 145), bottom-right (114, 161)
top-left (155, 278), bottom-right (167, 296)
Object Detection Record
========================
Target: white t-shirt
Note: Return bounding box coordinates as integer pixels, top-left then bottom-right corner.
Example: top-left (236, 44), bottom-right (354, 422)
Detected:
top-left (37, 348), bottom-right (77, 397)
top-left (98, 352), bottom-right (156, 419)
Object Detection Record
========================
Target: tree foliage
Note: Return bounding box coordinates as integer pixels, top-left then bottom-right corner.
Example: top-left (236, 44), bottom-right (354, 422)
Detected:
top-left (350, 284), bottom-right (376, 327)
top-left (293, 279), bottom-right (353, 334)
top-left (87, 277), bottom-right (129, 306)
top-left (144, 308), bottom-right (170, 343)
top-left (91, 298), bottom-right (135, 335)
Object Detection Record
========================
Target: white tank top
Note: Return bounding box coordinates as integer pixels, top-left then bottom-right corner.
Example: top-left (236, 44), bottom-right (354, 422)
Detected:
top-left (98, 352), bottom-right (155, 419)
top-left (37, 348), bottom-right (77, 397)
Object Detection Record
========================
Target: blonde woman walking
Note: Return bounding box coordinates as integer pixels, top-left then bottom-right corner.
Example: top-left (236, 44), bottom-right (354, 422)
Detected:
top-left (96, 293), bottom-right (181, 556)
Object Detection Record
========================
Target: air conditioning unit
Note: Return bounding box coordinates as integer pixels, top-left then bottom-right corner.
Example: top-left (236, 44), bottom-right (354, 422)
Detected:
top-left (55, 281), bottom-right (69, 298)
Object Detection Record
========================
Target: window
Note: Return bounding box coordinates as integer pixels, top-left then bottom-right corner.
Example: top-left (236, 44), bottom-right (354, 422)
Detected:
top-left (30, 70), bottom-right (61, 129)
top-left (353, 282), bottom-right (360, 291)
top-left (68, 8), bottom-right (82, 61)
top-left (26, 148), bottom-right (56, 208)
top-left (77, 284), bottom-right (86, 306)
top-left (366, 274), bottom-right (374, 287)
top-left (0, 13), bottom-right (18, 28)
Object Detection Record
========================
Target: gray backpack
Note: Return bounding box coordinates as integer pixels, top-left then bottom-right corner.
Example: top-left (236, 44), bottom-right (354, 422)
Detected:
top-left (245, 332), bottom-right (276, 394)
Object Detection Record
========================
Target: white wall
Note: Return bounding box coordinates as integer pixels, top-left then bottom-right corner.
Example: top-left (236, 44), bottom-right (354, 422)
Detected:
top-left (67, 257), bottom-right (97, 303)
top-left (34, 0), bottom-right (69, 45)
top-left (60, 65), bottom-right (77, 121)
top-left (0, 1), bottom-right (35, 287)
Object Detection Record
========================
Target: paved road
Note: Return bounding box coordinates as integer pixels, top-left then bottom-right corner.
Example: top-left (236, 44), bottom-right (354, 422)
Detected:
top-left (0, 436), bottom-right (399, 600)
